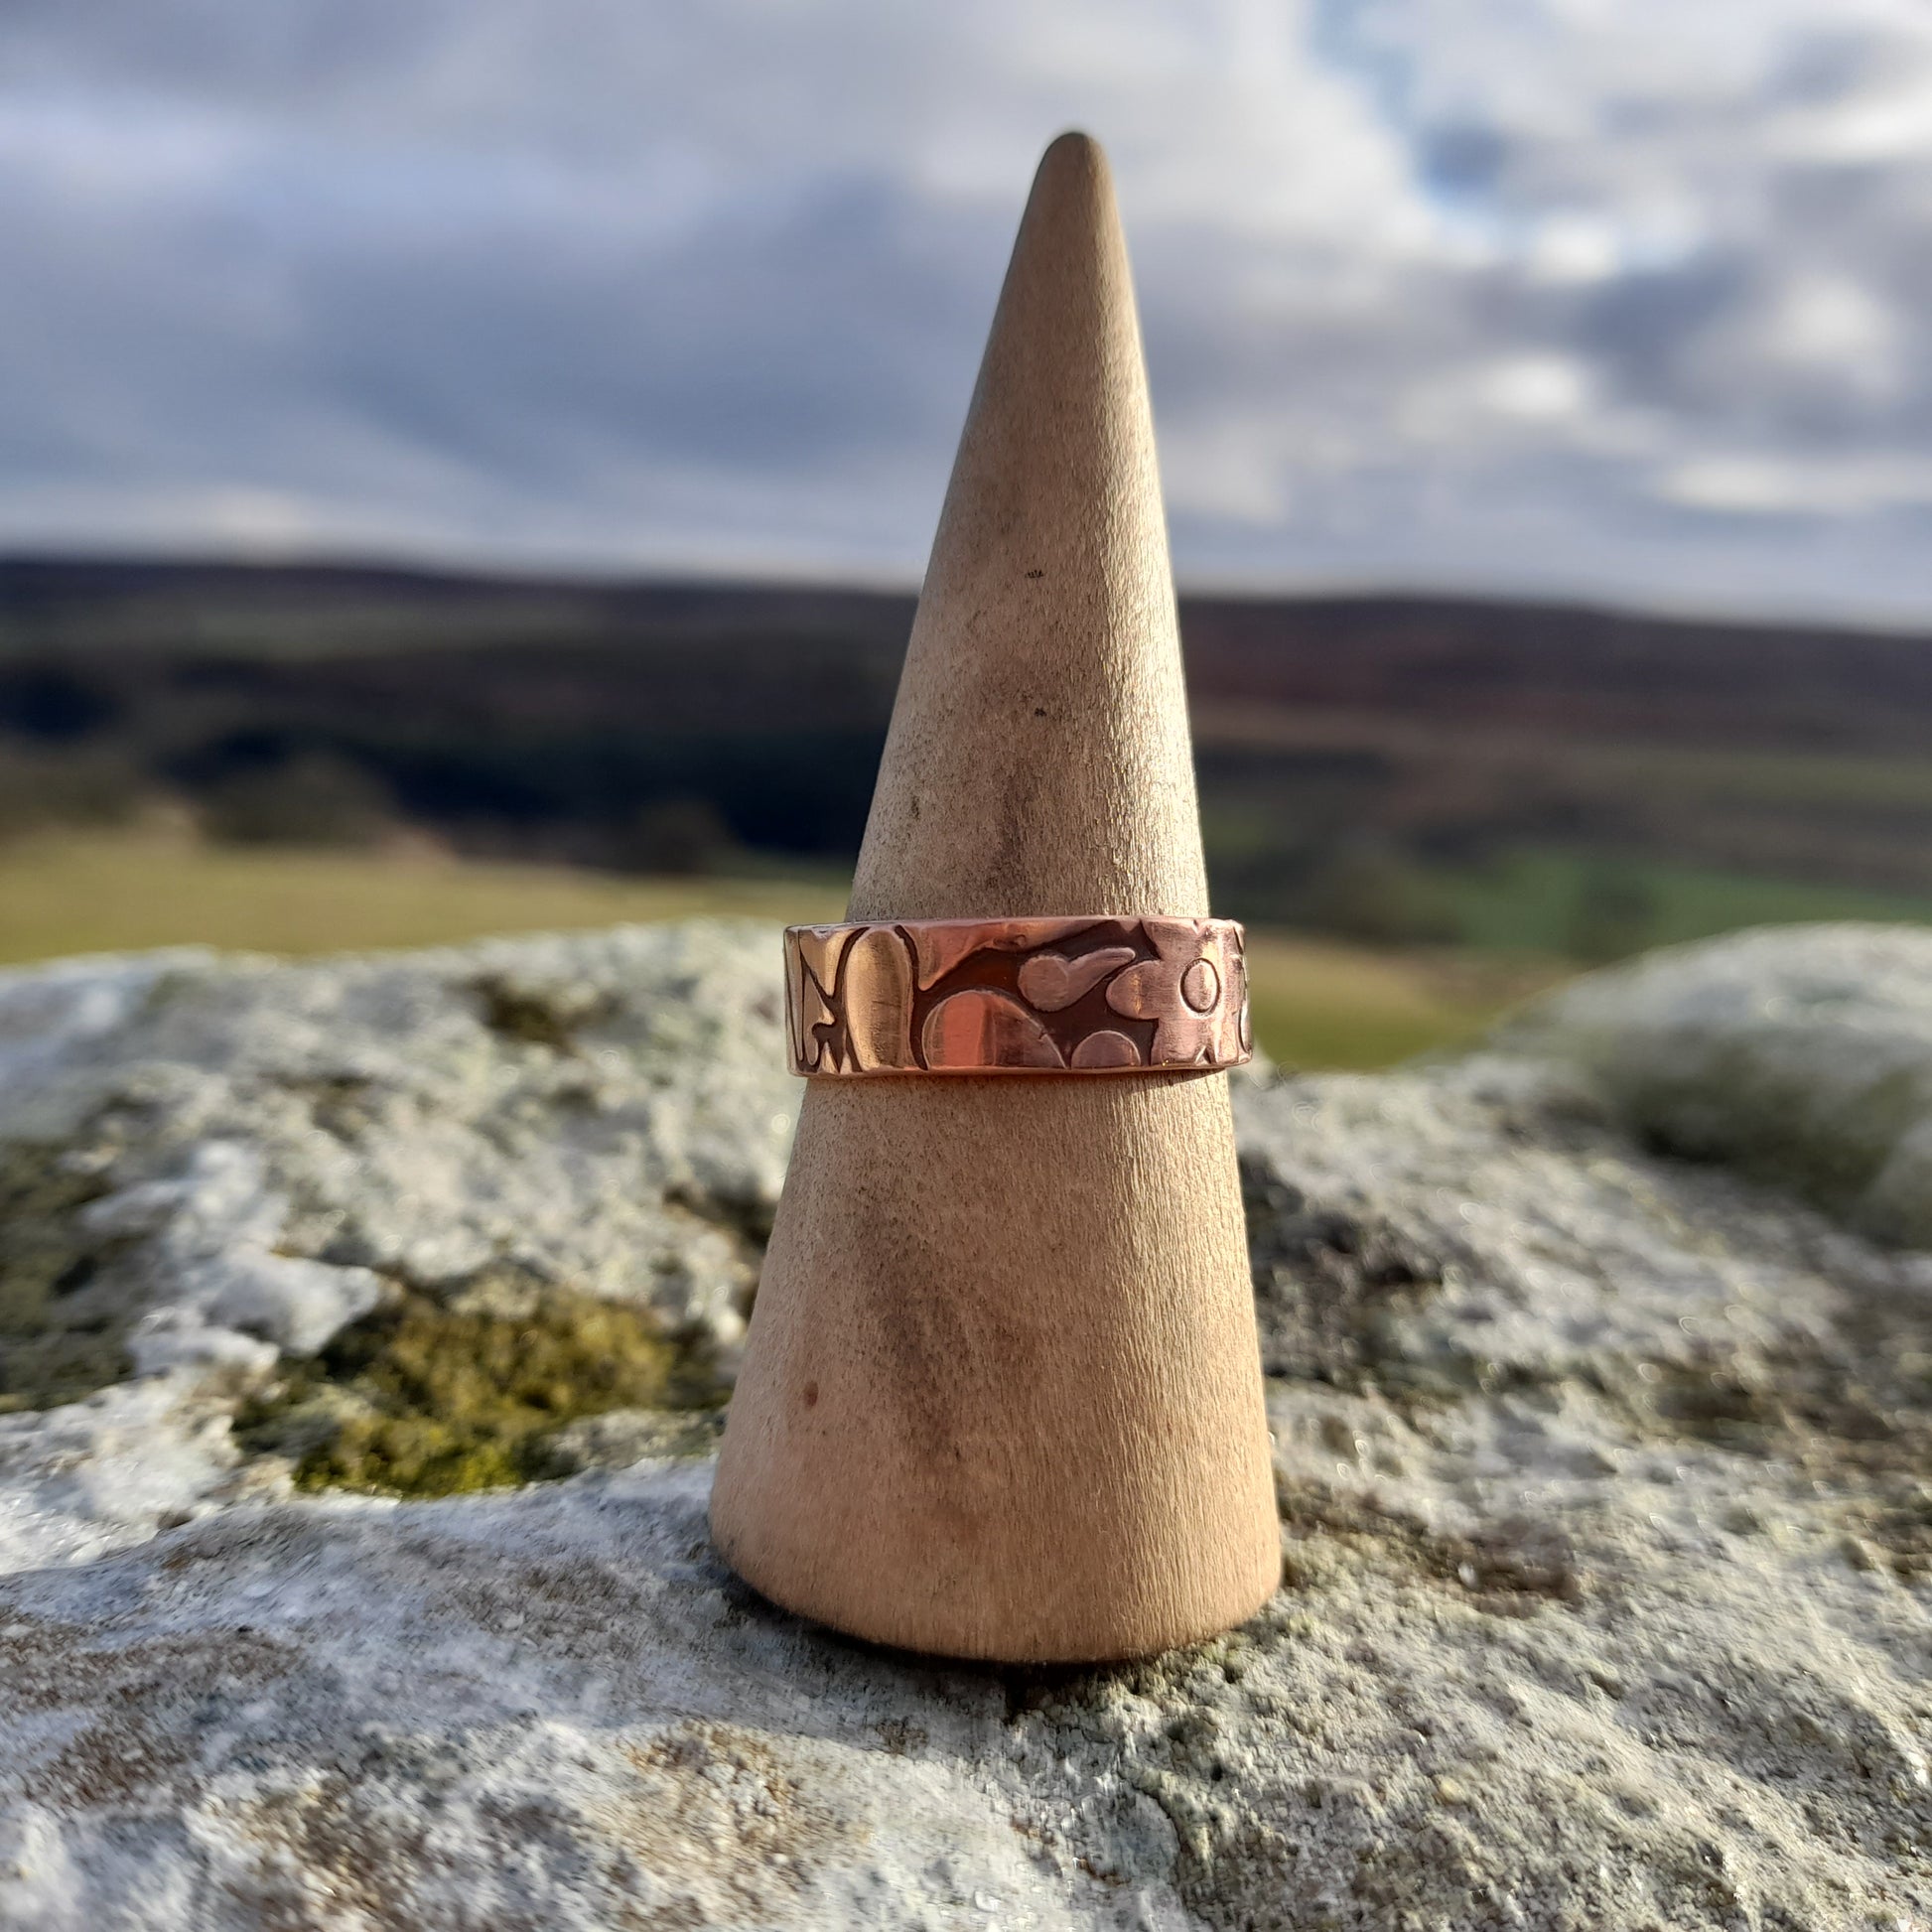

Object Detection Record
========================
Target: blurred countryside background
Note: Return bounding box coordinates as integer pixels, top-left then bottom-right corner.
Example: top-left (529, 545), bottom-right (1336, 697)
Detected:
top-left (2, 3), bottom-right (1929, 1069)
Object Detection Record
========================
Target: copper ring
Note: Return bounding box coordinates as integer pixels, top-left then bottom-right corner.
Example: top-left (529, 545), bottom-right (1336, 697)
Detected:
top-left (784, 915), bottom-right (1253, 1077)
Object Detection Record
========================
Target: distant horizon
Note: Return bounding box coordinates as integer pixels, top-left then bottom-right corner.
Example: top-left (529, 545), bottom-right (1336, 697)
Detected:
top-left (4, 540), bottom-right (1929, 640)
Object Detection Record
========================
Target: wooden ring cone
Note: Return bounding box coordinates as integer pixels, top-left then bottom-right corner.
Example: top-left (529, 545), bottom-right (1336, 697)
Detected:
top-left (710, 130), bottom-right (1280, 1662)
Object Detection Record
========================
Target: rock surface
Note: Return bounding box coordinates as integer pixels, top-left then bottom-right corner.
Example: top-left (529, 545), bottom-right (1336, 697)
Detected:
top-left (0, 926), bottom-right (789, 1567)
top-left (1499, 922), bottom-right (1932, 1248)
top-left (2, 921), bottom-right (1930, 1929)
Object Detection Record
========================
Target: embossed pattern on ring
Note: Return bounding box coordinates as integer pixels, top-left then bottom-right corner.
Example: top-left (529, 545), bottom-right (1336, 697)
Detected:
top-left (784, 915), bottom-right (1252, 1076)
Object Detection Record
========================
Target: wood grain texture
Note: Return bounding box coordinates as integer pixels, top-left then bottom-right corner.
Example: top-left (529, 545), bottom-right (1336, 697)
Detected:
top-left (710, 131), bottom-right (1280, 1661)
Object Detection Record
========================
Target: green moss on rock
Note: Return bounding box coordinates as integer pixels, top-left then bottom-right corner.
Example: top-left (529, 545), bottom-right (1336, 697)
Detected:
top-left (235, 1282), bottom-right (723, 1496)
top-left (0, 1140), bottom-right (132, 1414)
top-left (469, 973), bottom-right (616, 1054)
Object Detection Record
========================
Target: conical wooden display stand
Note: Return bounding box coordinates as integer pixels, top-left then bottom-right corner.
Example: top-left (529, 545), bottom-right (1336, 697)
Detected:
top-left (710, 132), bottom-right (1280, 1662)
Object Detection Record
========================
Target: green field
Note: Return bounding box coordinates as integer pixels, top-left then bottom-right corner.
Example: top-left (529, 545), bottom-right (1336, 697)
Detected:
top-left (0, 829), bottom-right (1555, 1070)
top-left (1437, 846), bottom-right (1932, 957)
top-left (0, 829), bottom-right (848, 964)
top-left (1240, 930), bottom-right (1559, 1070)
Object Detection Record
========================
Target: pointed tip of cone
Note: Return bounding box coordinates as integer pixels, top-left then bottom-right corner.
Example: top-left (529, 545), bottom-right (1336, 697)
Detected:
top-left (1027, 130), bottom-right (1113, 230)
top-left (1039, 127), bottom-right (1107, 173)
top-left (847, 116), bottom-right (1205, 919)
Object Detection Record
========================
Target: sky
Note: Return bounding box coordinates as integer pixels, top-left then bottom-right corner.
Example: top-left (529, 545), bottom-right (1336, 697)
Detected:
top-left (2, 0), bottom-right (1930, 622)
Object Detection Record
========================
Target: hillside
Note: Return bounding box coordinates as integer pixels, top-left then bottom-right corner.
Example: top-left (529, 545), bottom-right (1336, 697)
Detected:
top-left (2, 557), bottom-right (1928, 954)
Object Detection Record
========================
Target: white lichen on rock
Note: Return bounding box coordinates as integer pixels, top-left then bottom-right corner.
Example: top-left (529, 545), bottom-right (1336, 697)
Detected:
top-left (2, 921), bottom-right (1930, 1929)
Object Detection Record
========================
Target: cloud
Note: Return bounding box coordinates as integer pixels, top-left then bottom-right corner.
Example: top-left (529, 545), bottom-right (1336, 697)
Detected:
top-left (0, 0), bottom-right (1929, 619)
